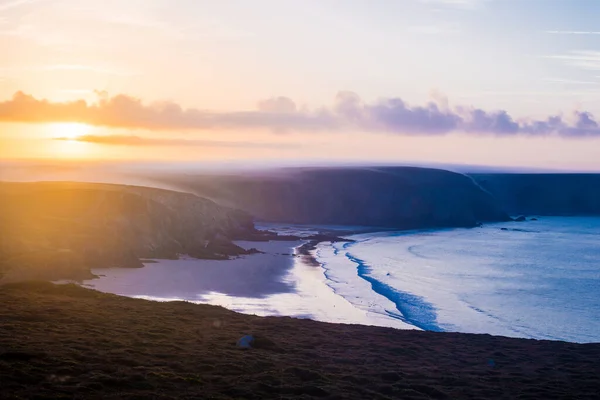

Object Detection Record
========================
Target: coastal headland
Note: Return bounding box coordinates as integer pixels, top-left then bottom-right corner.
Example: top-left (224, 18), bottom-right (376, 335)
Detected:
top-left (4, 167), bottom-right (600, 398)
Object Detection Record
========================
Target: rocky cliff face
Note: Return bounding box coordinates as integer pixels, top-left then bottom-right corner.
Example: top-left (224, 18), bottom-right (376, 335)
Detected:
top-left (161, 167), bottom-right (511, 229)
top-left (0, 182), bottom-right (257, 282)
top-left (471, 174), bottom-right (600, 216)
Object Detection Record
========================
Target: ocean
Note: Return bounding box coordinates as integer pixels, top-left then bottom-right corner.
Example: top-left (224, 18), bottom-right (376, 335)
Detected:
top-left (84, 217), bottom-right (600, 343)
top-left (316, 217), bottom-right (600, 343)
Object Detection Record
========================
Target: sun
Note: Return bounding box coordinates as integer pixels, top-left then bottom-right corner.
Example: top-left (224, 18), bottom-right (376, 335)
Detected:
top-left (50, 122), bottom-right (93, 140)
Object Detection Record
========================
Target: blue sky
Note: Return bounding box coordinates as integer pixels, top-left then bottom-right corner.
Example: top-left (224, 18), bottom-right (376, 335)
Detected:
top-left (1, 0), bottom-right (600, 169)
top-left (3, 0), bottom-right (600, 112)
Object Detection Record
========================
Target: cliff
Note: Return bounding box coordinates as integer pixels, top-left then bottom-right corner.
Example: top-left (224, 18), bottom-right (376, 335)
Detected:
top-left (159, 167), bottom-right (511, 229)
top-left (470, 174), bottom-right (600, 216)
top-left (0, 182), bottom-right (257, 282)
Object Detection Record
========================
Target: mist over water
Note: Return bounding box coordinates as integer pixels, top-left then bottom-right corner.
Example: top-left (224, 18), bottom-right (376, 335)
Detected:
top-left (317, 217), bottom-right (600, 343)
top-left (0, 159), bottom-right (575, 187)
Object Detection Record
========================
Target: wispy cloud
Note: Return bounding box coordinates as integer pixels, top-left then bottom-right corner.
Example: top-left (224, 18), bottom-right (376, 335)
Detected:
top-left (460, 90), bottom-right (600, 98)
top-left (2, 90), bottom-right (600, 137)
top-left (546, 51), bottom-right (600, 71)
top-left (52, 135), bottom-right (299, 149)
top-left (543, 78), bottom-right (600, 85)
top-left (546, 30), bottom-right (600, 35)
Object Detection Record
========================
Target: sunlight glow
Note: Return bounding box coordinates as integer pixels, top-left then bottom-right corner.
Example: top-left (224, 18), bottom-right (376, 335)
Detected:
top-left (49, 122), bottom-right (93, 140)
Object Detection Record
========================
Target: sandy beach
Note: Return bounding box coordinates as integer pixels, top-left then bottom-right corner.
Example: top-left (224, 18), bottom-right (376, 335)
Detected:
top-left (83, 240), bottom-right (413, 329)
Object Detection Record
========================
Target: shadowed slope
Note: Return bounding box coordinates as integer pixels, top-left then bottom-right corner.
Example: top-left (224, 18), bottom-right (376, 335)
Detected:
top-left (158, 166), bottom-right (510, 228)
top-left (471, 174), bottom-right (600, 216)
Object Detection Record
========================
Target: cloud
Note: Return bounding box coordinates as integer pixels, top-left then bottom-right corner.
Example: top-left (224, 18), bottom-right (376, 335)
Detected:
top-left (52, 135), bottom-right (299, 149)
top-left (257, 96), bottom-right (297, 113)
top-left (0, 91), bottom-right (336, 131)
top-left (546, 51), bottom-right (600, 71)
top-left (546, 31), bottom-right (600, 35)
top-left (543, 78), bottom-right (600, 85)
top-left (334, 92), bottom-right (462, 134)
top-left (3, 90), bottom-right (600, 137)
top-left (460, 90), bottom-right (600, 97)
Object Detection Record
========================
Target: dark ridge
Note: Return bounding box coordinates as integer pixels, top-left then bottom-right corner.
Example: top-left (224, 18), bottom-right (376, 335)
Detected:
top-left (471, 173), bottom-right (600, 216)
top-left (154, 166), bottom-right (511, 229)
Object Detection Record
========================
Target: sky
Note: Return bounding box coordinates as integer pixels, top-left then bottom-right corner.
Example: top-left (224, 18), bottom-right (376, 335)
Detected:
top-left (2, 0), bottom-right (600, 170)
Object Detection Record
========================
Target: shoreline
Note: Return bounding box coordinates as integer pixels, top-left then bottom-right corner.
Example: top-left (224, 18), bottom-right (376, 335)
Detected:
top-left (53, 217), bottom-right (600, 343)
top-left (289, 222), bottom-right (493, 269)
top-left (311, 217), bottom-right (600, 343)
top-left (84, 240), bottom-right (301, 303)
top-left (82, 239), bottom-right (412, 329)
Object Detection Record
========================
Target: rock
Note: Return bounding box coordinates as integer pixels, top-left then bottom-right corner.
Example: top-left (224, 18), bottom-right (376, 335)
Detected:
top-left (236, 335), bottom-right (254, 349)
top-left (514, 216), bottom-right (527, 222)
top-left (245, 248), bottom-right (263, 255)
top-left (306, 234), bottom-right (354, 243)
top-left (530, 217), bottom-right (538, 221)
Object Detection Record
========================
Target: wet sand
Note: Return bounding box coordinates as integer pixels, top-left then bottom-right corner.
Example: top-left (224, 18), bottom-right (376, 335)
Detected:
top-left (82, 240), bottom-right (412, 329)
top-left (84, 241), bottom-right (302, 301)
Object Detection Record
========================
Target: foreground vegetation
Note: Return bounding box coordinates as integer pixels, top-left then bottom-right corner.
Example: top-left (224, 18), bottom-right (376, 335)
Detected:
top-left (1, 282), bottom-right (599, 399)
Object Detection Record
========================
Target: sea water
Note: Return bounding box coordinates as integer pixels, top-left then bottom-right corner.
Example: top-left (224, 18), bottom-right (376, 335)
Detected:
top-left (84, 217), bottom-right (600, 343)
top-left (316, 217), bottom-right (600, 343)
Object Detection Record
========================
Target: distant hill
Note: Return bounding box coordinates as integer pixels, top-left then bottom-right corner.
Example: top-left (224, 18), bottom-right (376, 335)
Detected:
top-left (158, 166), bottom-right (511, 229)
top-left (470, 174), bottom-right (600, 216)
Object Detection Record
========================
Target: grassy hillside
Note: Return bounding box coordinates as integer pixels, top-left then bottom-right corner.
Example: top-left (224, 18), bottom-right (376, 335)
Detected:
top-left (1, 282), bottom-right (599, 399)
top-left (0, 182), bottom-right (257, 282)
